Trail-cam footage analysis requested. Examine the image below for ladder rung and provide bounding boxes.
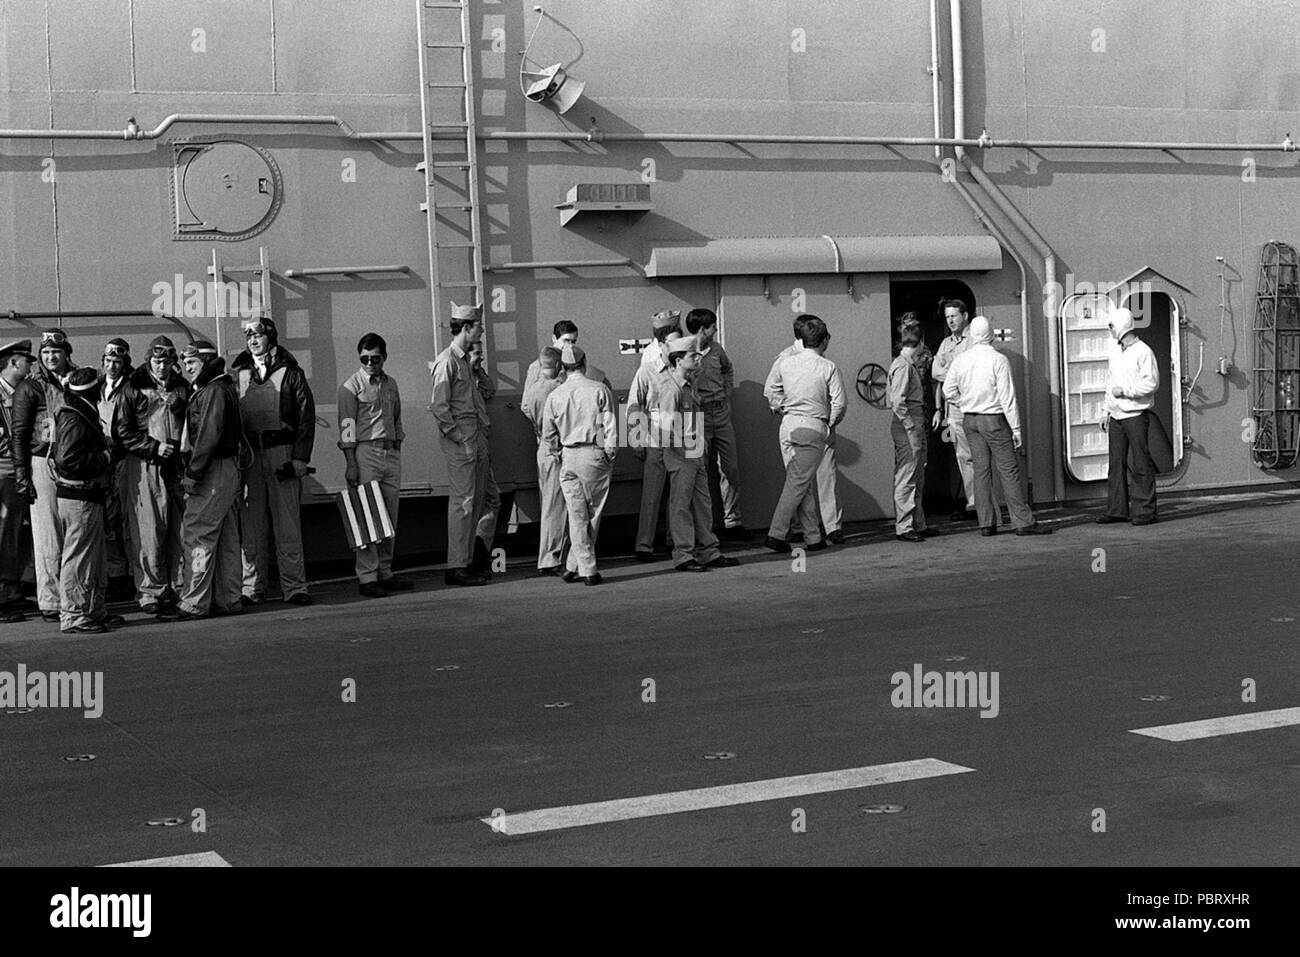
[430,161,472,169]
[425,41,468,49]
[435,281,481,287]
[426,82,468,89]
[435,241,478,249]
[423,1,466,7]
[428,122,471,129]
[434,203,477,210]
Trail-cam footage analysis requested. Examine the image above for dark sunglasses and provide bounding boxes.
[359,355,385,365]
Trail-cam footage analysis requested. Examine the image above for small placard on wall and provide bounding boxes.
[619,337,652,355]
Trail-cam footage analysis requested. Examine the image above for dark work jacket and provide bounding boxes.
[52,393,111,503]
[127,364,190,476]
[11,362,77,494]
[99,367,156,465]
[229,346,316,462]
[184,358,243,483]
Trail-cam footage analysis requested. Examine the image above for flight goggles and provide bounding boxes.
[103,343,130,359]
[149,344,178,359]
[40,330,68,346]
[243,321,270,338]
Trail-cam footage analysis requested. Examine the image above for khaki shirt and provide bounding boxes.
[888,353,925,421]
[766,349,846,426]
[338,368,403,448]
[429,342,489,443]
[694,341,734,404]
[541,372,617,457]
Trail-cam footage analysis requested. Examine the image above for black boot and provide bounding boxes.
[471,537,493,579]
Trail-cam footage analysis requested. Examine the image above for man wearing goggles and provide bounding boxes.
[10,328,77,621]
[122,335,189,614]
[230,315,316,606]
[98,338,151,602]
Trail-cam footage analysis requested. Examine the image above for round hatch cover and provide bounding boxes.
[172,139,283,242]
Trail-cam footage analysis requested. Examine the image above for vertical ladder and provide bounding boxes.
[416,0,484,355]
[208,246,272,357]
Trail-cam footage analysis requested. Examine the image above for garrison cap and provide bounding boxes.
[450,300,483,322]
[651,309,681,331]
[0,338,35,361]
[666,335,699,357]
[560,343,585,366]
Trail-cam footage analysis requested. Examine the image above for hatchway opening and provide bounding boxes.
[1119,289,1182,472]
[889,279,977,513]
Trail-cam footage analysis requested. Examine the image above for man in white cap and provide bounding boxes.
[657,336,739,572]
[430,301,491,586]
[764,317,844,553]
[627,319,684,561]
[11,328,76,622]
[943,316,1051,537]
[522,346,567,575]
[888,321,936,543]
[163,339,245,620]
[122,335,188,614]
[1098,305,1160,525]
[51,367,125,633]
[231,315,315,606]
[764,315,844,544]
[542,343,617,585]
[0,338,36,622]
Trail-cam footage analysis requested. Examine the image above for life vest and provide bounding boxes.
[238,366,288,433]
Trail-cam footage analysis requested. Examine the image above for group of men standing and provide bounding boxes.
[0,316,321,632]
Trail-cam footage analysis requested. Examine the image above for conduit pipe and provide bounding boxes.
[2,310,197,341]
[3,115,1300,153]
[950,0,1066,503]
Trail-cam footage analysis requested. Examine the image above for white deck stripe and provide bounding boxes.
[100,851,231,867]
[481,758,975,835]
[373,480,395,537]
[1130,706,1300,741]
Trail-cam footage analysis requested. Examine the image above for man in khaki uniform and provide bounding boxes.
[164,340,245,620]
[522,346,566,575]
[627,314,682,561]
[339,332,410,598]
[657,336,739,573]
[685,308,750,541]
[931,299,978,521]
[467,339,502,578]
[764,316,844,544]
[542,344,617,585]
[231,316,316,606]
[764,317,846,553]
[888,322,936,543]
[429,301,490,587]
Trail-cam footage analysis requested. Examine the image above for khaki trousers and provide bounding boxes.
[635,447,671,552]
[440,428,490,569]
[123,456,184,605]
[57,496,107,631]
[180,457,243,616]
[664,448,721,567]
[702,401,743,528]
[891,413,928,534]
[536,442,568,568]
[354,442,401,583]
[31,457,64,613]
[559,446,612,577]
[816,431,842,534]
[240,444,307,601]
[768,415,826,545]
